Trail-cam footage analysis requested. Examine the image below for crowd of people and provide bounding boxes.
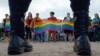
[23,11,74,42]
[1,12,100,43]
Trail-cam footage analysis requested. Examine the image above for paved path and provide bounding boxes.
[0,42,100,56]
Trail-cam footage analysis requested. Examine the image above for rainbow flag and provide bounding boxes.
[33,20,74,34]
[61,21,74,31]
[3,19,74,33]
[4,19,11,32]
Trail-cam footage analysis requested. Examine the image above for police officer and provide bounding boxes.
[8,0,91,55]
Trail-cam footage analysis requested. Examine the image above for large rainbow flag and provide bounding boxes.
[4,19,11,32]
[4,19,74,33]
[33,19,74,34]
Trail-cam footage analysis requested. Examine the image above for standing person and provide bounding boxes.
[64,12,73,21]
[63,12,73,42]
[8,0,32,55]
[2,14,10,43]
[48,11,57,41]
[92,13,100,41]
[25,12,33,41]
[30,13,44,42]
[70,0,91,55]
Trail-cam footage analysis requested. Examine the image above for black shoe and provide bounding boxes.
[8,35,25,55]
[73,34,91,55]
[8,36,33,55]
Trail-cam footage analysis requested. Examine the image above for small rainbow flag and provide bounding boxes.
[4,19,11,32]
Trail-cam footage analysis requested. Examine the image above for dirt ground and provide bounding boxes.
[0,42,100,56]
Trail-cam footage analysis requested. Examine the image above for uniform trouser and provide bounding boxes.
[9,0,31,39]
[70,0,90,39]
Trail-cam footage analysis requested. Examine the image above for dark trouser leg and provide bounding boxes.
[70,0,91,55]
[9,0,31,39]
[70,0,90,39]
[39,34,42,42]
[26,27,32,40]
[26,27,29,40]
[93,26,99,41]
[29,29,32,40]
[8,0,32,55]
[36,34,40,42]
[34,34,37,41]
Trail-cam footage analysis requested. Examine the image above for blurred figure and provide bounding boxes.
[25,12,33,41]
[92,13,100,41]
[30,13,44,42]
[48,11,57,41]
[2,14,10,43]
[64,12,73,21]
[63,12,73,42]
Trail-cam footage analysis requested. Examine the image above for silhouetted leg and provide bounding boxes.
[70,0,91,55]
[8,0,32,55]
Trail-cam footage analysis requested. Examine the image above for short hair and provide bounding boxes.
[5,14,9,16]
[28,12,33,18]
[50,11,55,15]
[67,12,70,15]
[36,13,39,15]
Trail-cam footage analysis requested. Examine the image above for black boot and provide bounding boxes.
[73,34,91,55]
[8,35,25,55]
[8,35,33,55]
